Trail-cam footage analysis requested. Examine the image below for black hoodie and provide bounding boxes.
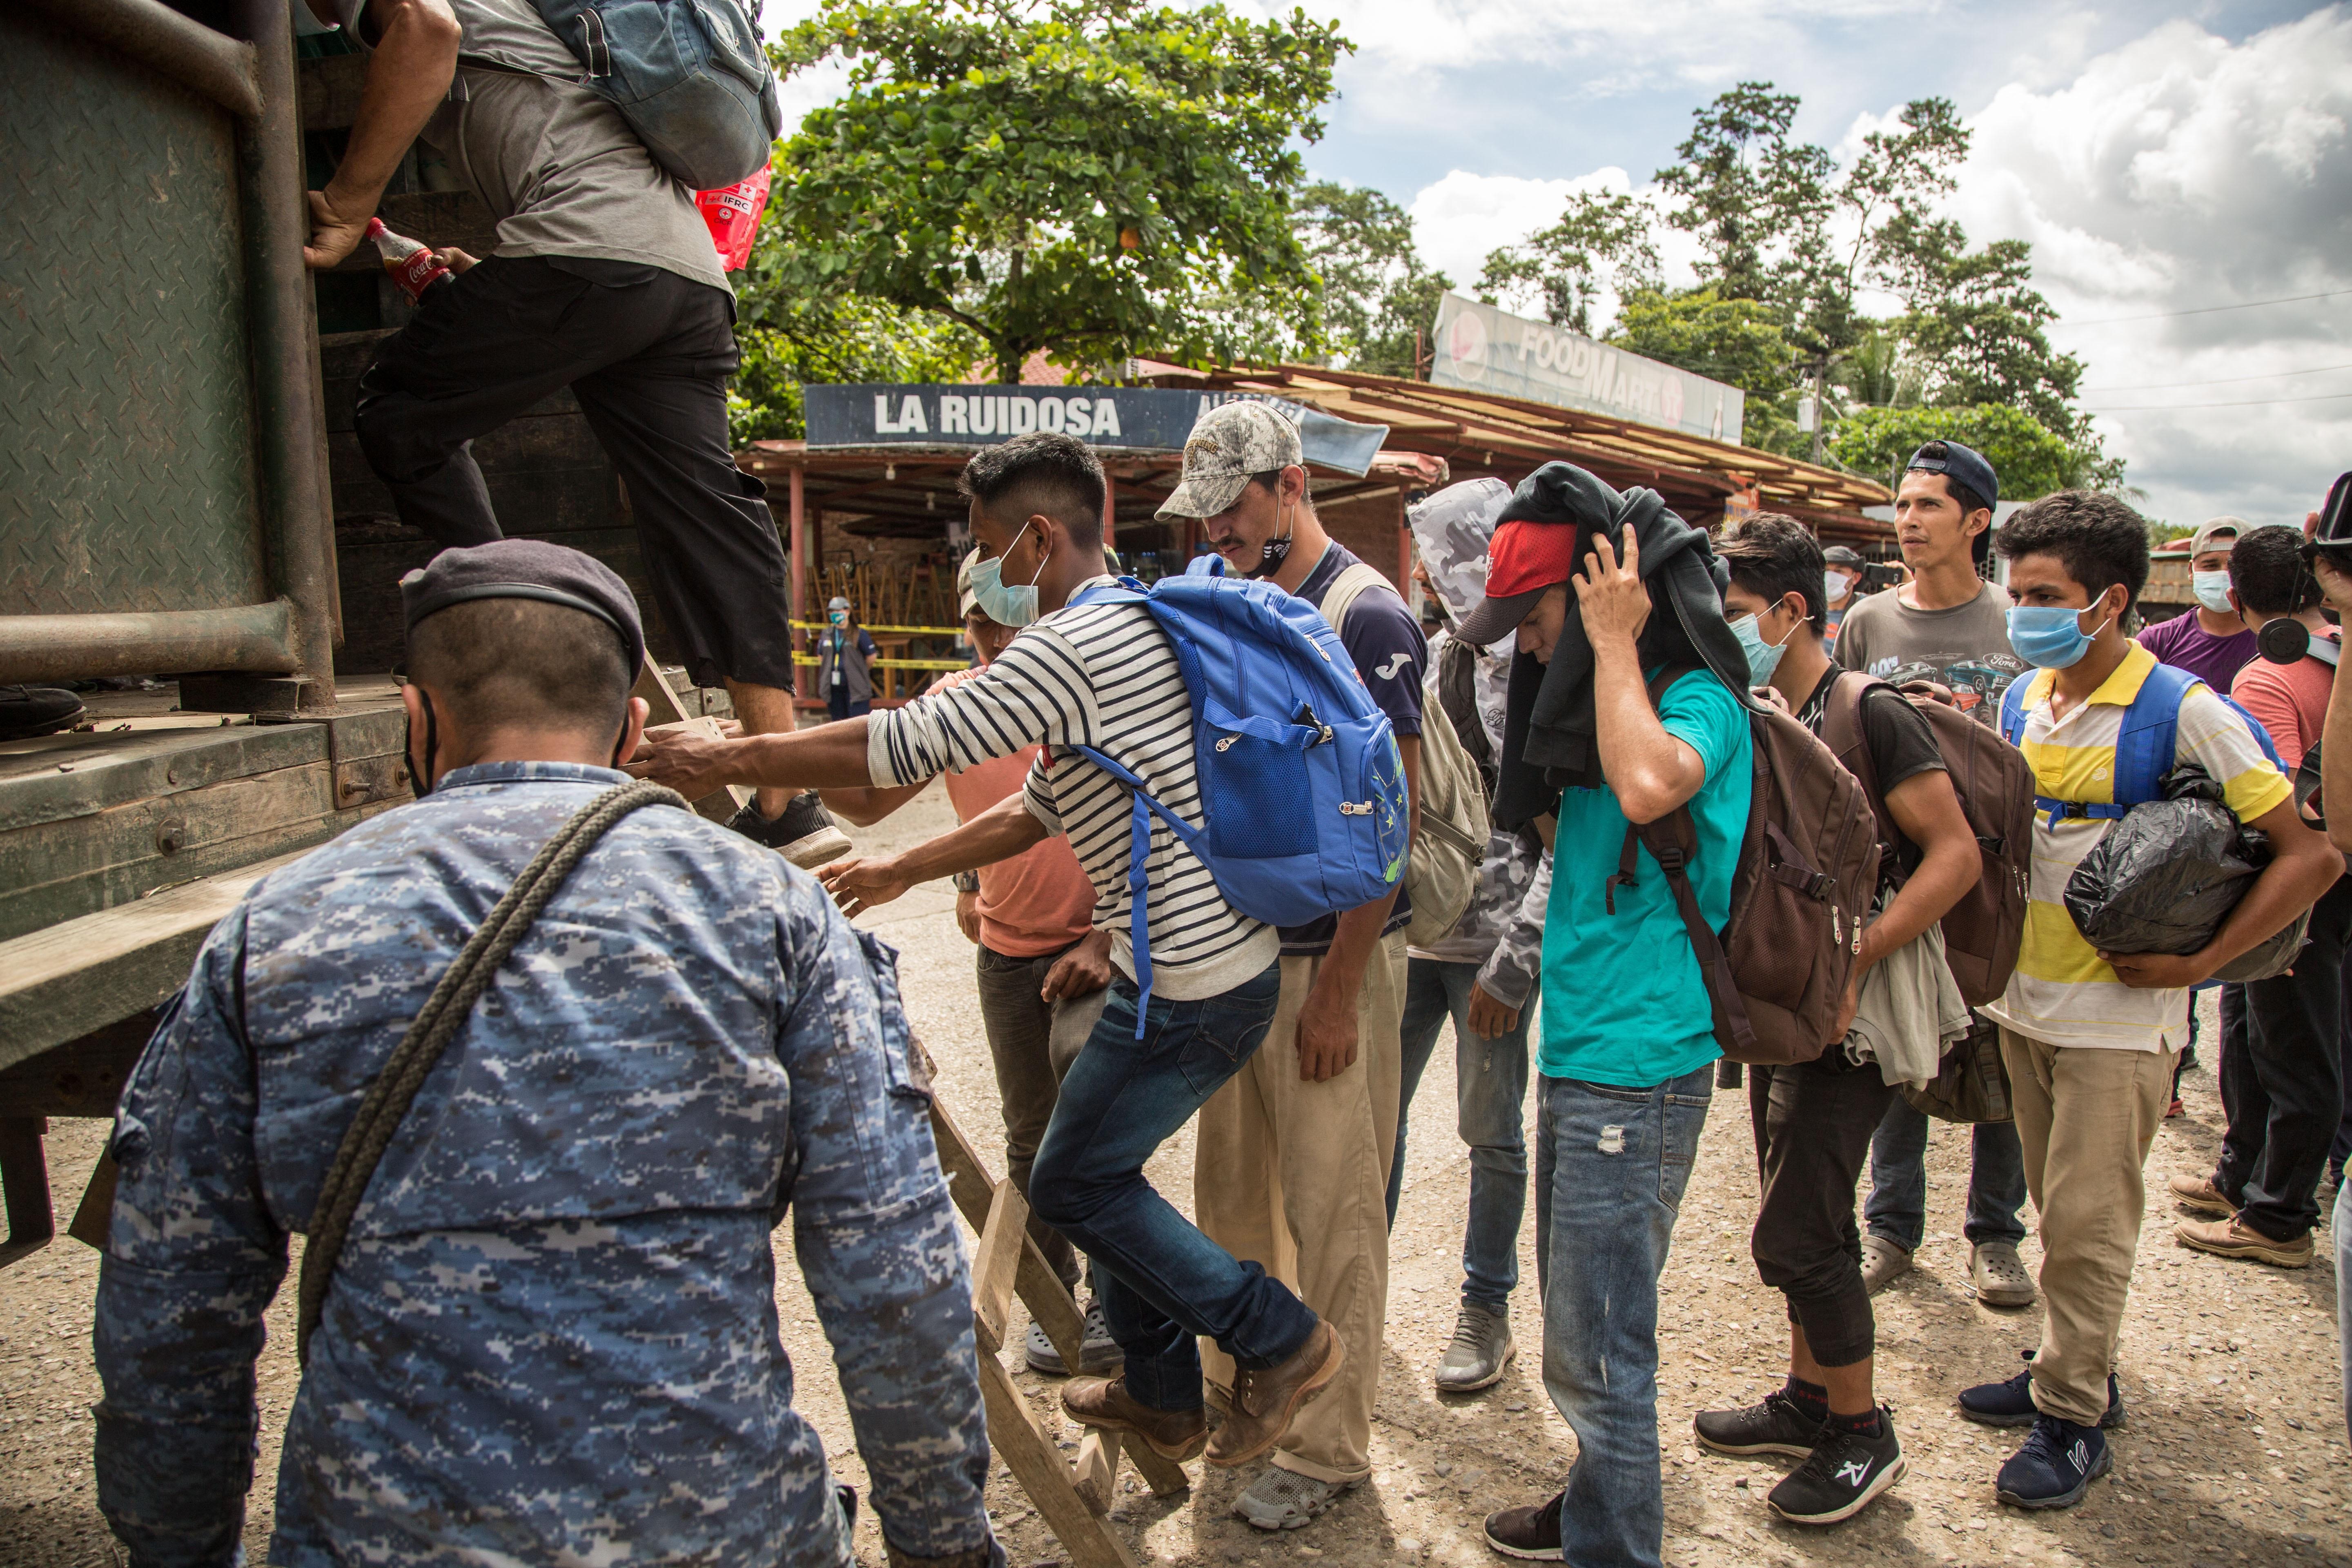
[1491,463,1756,830]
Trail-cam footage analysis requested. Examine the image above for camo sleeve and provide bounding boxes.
[92,905,290,1568]
[1475,843,1552,1013]
[775,879,997,1563]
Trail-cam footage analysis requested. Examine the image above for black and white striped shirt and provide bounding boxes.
[867,580,1278,1000]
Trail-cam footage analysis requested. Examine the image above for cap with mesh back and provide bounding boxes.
[1157,401,1303,520]
[2189,517,2247,558]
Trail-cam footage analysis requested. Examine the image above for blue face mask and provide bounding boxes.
[1729,611,1795,683]
[968,521,1045,628]
[2007,602,2115,669]
[2192,570,2234,615]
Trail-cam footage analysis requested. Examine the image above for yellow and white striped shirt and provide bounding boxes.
[1980,641,2292,1052]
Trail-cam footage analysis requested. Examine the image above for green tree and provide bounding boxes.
[1829,403,2119,500]
[1873,213,2087,436]
[1476,190,1659,334]
[767,0,1347,383]
[727,278,984,445]
[1651,82,1832,303]
[1610,286,1802,450]
[1292,179,1451,375]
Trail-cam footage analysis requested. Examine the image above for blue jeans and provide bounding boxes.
[1392,958,1532,1312]
[1030,963,1319,1412]
[1535,1067,1712,1568]
[1864,1096,2028,1252]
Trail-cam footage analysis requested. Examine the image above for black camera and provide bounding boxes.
[2299,470,2352,568]
[1860,562,1904,595]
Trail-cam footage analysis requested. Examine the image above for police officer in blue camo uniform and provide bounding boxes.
[91,540,996,1568]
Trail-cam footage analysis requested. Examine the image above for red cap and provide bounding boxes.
[1452,519,1588,645]
[1483,519,1583,599]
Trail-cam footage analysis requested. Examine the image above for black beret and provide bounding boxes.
[399,539,644,674]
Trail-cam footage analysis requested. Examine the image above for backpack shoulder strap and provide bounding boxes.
[1998,672,2033,746]
[2114,659,2196,807]
[295,779,687,1366]
[1821,670,1900,864]
[1320,561,1398,639]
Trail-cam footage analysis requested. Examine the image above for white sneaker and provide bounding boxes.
[1434,1302,1516,1392]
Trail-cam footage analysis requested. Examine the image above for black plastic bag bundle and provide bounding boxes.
[2062,766,2307,982]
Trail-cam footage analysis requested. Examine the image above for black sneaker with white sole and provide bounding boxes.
[0,685,85,740]
[726,791,852,869]
[1957,1350,2124,1429]
[1481,1490,1562,1560]
[1767,1409,1905,1525]
[1694,1390,1824,1458]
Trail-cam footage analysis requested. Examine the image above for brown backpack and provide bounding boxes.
[1821,673,2033,1007]
[1610,668,1880,1067]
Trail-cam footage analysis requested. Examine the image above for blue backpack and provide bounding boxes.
[1065,568,1409,1028]
[1998,659,2284,826]
[523,0,782,190]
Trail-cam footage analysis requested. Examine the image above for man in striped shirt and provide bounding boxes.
[1962,492,2339,1511]
[630,432,1347,1472]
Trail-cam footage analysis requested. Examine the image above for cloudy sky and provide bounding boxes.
[766,2,2352,529]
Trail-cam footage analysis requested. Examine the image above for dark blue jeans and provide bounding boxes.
[1864,1095,2029,1252]
[1029,963,1318,1412]
[1535,1066,1713,1568]
[1392,958,1532,1312]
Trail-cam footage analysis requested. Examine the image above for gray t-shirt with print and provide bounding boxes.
[330,0,728,292]
[1831,579,2028,728]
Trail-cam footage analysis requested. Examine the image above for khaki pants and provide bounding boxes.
[1196,931,1406,1484]
[1999,1026,2177,1426]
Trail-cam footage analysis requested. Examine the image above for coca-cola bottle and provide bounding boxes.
[367,216,452,302]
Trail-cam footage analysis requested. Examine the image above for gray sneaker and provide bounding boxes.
[1024,1297,1122,1376]
[1860,1236,1913,1295]
[1970,1241,2036,1307]
[1434,1302,1516,1392]
[1233,1466,1362,1530]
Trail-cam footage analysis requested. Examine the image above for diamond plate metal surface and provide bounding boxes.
[0,10,268,617]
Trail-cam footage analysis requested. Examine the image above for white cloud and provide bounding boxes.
[1404,168,1629,287]
[1944,8,2352,523]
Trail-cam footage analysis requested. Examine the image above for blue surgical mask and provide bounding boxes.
[2192,570,2234,615]
[2007,603,2114,670]
[968,521,1046,628]
[1729,612,1795,683]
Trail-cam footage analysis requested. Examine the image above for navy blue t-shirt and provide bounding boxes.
[1279,542,1426,956]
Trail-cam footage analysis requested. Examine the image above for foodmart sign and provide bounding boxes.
[1428,292,1746,445]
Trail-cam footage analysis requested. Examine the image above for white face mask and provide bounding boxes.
[2192,570,2234,615]
[1825,569,1857,602]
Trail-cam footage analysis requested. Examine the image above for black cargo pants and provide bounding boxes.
[353,254,794,690]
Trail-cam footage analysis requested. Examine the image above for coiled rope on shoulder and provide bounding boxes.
[295,780,687,1365]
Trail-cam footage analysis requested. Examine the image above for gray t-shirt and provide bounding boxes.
[331,0,728,291]
[1831,579,2028,728]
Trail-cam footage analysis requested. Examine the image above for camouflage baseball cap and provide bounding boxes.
[1408,478,1512,627]
[1157,401,1303,520]
[956,551,981,618]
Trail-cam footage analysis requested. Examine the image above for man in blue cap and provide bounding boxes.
[1833,439,2038,1312]
[91,539,994,1568]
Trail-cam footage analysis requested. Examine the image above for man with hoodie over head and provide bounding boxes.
[1456,463,1754,1568]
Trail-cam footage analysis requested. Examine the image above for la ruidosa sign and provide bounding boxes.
[803,385,1390,477]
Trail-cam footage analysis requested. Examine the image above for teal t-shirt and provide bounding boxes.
[1538,668,1754,1087]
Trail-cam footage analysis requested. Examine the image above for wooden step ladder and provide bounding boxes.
[924,1070,1191,1568]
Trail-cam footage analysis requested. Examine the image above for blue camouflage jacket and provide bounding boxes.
[91,762,995,1567]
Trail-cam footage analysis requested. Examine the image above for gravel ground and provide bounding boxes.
[2,780,2345,1566]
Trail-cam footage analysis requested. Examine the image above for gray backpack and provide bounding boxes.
[526,0,782,189]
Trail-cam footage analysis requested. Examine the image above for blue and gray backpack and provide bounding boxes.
[1066,566,1409,1028]
[521,0,781,190]
[1998,659,2284,825]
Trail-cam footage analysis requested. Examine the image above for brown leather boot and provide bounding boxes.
[1206,1321,1345,1469]
[1060,1376,1208,1461]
